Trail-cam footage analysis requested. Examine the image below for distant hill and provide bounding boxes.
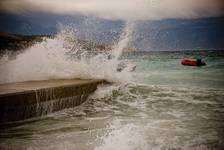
[0,32,135,56]
[0,32,22,40]
[0,32,47,52]
[0,12,224,51]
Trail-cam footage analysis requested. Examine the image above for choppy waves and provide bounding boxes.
[1,83,223,149]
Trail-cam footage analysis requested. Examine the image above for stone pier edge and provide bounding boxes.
[0,79,105,123]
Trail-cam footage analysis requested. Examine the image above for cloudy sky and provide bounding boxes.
[0,0,224,20]
[0,0,224,50]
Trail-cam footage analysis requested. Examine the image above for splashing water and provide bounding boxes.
[111,21,135,59]
[1,19,223,150]
[90,83,224,150]
[0,22,135,84]
[1,51,224,150]
[95,119,148,150]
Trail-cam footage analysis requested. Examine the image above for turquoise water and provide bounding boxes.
[0,50,224,150]
[131,50,224,88]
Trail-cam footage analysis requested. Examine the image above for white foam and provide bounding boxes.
[95,119,148,150]
[0,23,135,84]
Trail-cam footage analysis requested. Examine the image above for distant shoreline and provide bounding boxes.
[0,31,136,54]
[0,32,223,54]
[0,32,50,52]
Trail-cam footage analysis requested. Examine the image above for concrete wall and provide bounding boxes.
[0,79,104,123]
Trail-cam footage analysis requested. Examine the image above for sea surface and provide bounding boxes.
[1,50,224,150]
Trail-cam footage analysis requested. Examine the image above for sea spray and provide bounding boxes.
[89,82,224,150]
[95,119,148,150]
[1,50,224,149]
[111,21,135,60]
[0,22,136,84]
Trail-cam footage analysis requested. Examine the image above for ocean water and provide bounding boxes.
[131,50,224,88]
[0,24,224,150]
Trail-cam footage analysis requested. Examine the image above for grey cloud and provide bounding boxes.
[0,0,224,20]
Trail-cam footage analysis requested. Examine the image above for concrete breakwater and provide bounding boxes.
[0,79,104,123]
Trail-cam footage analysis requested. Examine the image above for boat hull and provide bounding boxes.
[181,60,206,66]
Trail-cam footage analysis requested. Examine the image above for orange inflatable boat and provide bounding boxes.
[181,59,206,66]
